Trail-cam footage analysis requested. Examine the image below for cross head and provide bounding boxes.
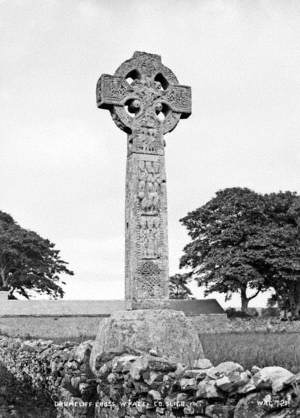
[97,51,191,155]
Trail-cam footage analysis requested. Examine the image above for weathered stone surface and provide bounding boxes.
[193,358,213,369]
[207,361,244,379]
[111,353,138,373]
[179,377,198,391]
[237,379,257,394]
[143,369,164,385]
[90,309,204,373]
[183,369,208,380]
[215,371,250,393]
[282,371,300,388]
[73,340,94,363]
[206,404,235,418]
[234,391,270,418]
[196,380,223,399]
[251,365,262,375]
[234,389,297,418]
[129,355,176,380]
[251,367,294,393]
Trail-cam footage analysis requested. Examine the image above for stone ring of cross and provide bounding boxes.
[97,51,191,136]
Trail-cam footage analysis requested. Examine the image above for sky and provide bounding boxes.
[1,0,300,308]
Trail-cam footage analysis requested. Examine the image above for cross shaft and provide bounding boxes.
[97,51,191,302]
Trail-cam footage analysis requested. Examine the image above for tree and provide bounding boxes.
[169,273,193,299]
[179,188,300,314]
[0,210,73,299]
[263,193,300,317]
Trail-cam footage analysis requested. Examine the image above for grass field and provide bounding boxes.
[51,331,300,374]
[201,332,300,373]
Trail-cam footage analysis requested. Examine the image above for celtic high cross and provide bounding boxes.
[97,51,191,302]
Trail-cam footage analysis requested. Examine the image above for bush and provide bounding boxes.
[226,308,252,318]
[261,307,280,318]
[247,308,259,317]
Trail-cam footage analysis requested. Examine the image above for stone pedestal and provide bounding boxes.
[90,309,204,374]
[126,298,225,314]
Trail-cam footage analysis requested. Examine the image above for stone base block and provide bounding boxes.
[90,309,204,374]
[126,298,224,315]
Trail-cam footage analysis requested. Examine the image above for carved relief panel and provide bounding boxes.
[139,216,160,259]
[137,160,161,215]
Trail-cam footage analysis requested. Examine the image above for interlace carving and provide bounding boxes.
[97,51,191,155]
[137,261,161,276]
[136,261,162,298]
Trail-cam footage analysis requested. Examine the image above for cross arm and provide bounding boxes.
[96,74,133,110]
[163,85,191,119]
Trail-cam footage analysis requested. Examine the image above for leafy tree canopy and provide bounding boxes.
[169,273,193,300]
[0,210,73,299]
[179,188,300,313]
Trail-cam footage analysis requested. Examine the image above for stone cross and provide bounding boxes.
[97,51,191,302]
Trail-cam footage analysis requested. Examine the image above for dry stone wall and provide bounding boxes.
[191,316,300,334]
[228,318,300,333]
[0,335,299,417]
